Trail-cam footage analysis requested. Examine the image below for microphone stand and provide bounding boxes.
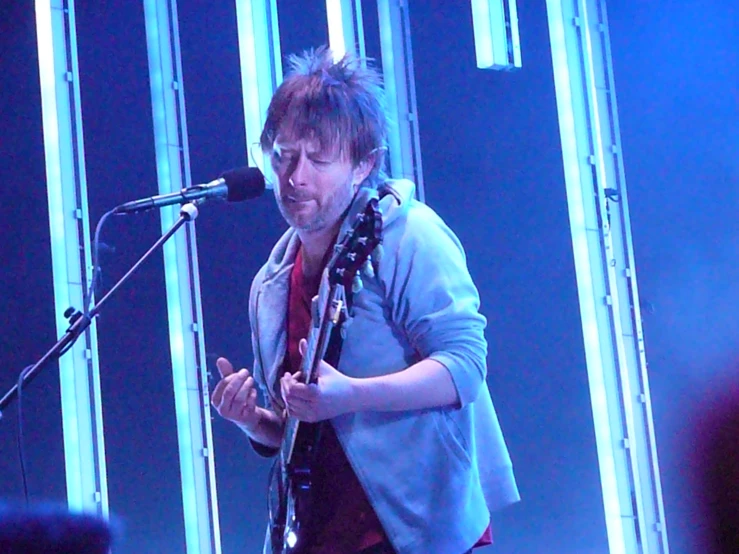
[0,203,199,420]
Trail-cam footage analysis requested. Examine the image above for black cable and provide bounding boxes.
[16,364,34,506]
[14,209,117,506]
[83,209,119,316]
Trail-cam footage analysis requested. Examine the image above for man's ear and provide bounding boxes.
[352,153,376,186]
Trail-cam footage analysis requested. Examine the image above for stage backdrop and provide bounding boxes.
[0,1,736,553]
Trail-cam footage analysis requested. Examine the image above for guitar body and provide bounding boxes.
[269,198,382,554]
[278,422,321,554]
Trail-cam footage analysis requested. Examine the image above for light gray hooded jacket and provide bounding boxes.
[249,180,519,554]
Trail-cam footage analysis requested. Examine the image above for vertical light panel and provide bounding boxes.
[35,0,109,516]
[546,1,670,553]
[326,0,366,61]
[471,0,522,70]
[144,1,222,553]
[547,5,625,549]
[235,0,282,186]
[376,0,425,201]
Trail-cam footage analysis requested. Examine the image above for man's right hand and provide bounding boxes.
[211,357,260,432]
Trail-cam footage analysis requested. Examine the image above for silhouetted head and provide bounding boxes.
[0,504,113,554]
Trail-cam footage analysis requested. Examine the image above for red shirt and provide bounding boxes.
[285,247,492,552]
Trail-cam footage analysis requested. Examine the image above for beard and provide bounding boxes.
[275,173,357,234]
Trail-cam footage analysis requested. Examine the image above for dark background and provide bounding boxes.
[1,1,737,553]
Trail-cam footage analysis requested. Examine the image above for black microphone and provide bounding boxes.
[113,166,265,214]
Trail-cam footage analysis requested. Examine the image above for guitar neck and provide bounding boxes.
[281,284,347,466]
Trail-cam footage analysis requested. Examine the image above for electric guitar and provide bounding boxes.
[269,197,383,554]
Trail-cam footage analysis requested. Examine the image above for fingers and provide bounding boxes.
[211,379,229,408]
[280,372,291,406]
[243,387,257,415]
[280,371,317,404]
[281,376,309,418]
[284,397,318,422]
[210,358,264,430]
[231,374,255,412]
[219,369,251,413]
[216,357,234,378]
[211,366,252,413]
[298,339,307,357]
[279,368,322,423]
[281,372,300,400]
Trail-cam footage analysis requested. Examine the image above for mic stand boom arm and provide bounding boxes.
[0,203,199,420]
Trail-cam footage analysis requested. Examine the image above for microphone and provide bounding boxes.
[113,167,265,214]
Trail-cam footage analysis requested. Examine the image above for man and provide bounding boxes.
[211,47,519,554]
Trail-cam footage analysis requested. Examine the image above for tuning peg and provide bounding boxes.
[362,258,375,279]
[372,244,384,263]
[352,274,363,294]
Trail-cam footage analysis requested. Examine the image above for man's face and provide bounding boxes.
[270,135,359,235]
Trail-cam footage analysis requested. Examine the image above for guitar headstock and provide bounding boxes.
[328,198,383,289]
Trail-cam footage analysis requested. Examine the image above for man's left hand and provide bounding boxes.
[280,339,357,422]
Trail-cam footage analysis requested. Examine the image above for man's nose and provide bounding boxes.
[287,153,310,187]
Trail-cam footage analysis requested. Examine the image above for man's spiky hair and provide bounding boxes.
[260,46,388,186]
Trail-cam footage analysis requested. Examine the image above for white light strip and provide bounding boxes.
[236,0,282,187]
[236,0,261,145]
[326,0,366,62]
[471,0,522,70]
[145,1,223,551]
[35,1,66,278]
[143,1,200,551]
[376,0,402,179]
[376,0,425,200]
[326,0,347,59]
[507,0,522,67]
[546,1,626,552]
[36,0,109,515]
[578,0,651,544]
[471,0,496,69]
